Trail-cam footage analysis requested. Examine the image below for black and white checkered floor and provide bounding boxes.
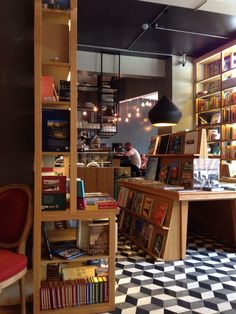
[106,233,236,314]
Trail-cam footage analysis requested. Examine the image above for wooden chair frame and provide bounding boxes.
[0,183,33,314]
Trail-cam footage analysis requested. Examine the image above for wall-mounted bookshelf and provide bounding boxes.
[194,40,236,177]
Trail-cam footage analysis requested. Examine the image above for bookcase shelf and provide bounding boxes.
[194,39,236,177]
[34,1,115,313]
[118,179,179,260]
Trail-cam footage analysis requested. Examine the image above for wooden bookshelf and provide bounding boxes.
[34,1,115,313]
[194,39,236,176]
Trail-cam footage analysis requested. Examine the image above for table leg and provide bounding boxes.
[180,200,189,259]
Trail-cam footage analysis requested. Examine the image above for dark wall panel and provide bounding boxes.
[0,0,34,186]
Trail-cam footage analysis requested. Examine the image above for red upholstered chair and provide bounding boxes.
[0,184,33,314]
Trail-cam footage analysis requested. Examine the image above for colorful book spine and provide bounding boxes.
[77,178,86,209]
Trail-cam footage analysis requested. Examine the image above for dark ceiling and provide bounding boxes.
[78,0,236,59]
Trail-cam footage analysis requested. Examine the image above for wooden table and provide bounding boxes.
[118,178,236,260]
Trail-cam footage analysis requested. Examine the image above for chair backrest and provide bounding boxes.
[0,183,33,254]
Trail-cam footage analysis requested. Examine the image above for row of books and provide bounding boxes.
[40,276,108,311]
[41,174,86,211]
[148,130,199,156]
[145,158,220,189]
[120,211,166,257]
[196,95,221,112]
[222,106,236,123]
[222,125,236,141]
[118,187,169,225]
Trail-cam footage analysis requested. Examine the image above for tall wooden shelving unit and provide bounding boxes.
[34,1,116,313]
[194,39,236,176]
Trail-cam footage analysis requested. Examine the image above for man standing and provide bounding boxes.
[124,142,141,176]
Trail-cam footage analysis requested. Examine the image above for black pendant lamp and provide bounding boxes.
[148,95,182,127]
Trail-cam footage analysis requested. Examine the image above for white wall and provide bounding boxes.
[172,55,194,132]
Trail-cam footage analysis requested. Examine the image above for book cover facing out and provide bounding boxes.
[152,231,164,257]
[131,191,144,214]
[193,158,220,189]
[42,193,66,211]
[180,160,194,188]
[167,161,181,185]
[145,157,159,181]
[42,176,66,193]
[152,201,168,226]
[89,223,109,255]
[42,109,70,152]
[131,217,145,242]
[141,196,153,218]
[168,133,184,154]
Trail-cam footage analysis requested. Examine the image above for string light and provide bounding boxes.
[82,111,87,116]
[93,106,98,112]
[125,117,129,122]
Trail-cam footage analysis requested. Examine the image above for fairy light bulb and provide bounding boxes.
[141,102,145,107]
[136,107,140,112]
[128,113,131,118]
[125,117,129,122]
[82,111,87,116]
[118,117,122,121]
[136,112,140,117]
[93,106,98,112]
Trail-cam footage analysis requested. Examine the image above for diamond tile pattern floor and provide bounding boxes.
[107,233,236,314]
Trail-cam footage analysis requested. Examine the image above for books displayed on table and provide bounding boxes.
[131,191,144,214]
[141,196,153,218]
[151,231,165,257]
[151,201,168,226]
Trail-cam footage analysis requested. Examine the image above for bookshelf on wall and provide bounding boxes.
[194,39,236,177]
[34,1,116,313]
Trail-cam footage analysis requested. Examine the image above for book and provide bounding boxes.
[131,191,144,213]
[168,133,184,154]
[42,193,67,211]
[126,189,134,209]
[158,163,169,183]
[42,222,53,260]
[148,136,159,155]
[131,217,145,242]
[145,157,159,181]
[202,186,224,191]
[50,242,85,260]
[89,223,109,255]
[121,212,133,235]
[167,161,181,185]
[193,158,220,189]
[141,221,153,247]
[152,232,164,257]
[180,160,194,188]
[42,175,66,193]
[61,266,97,280]
[141,196,153,218]
[184,130,199,154]
[96,200,118,209]
[42,76,54,102]
[42,109,70,152]
[156,134,170,154]
[152,201,168,225]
